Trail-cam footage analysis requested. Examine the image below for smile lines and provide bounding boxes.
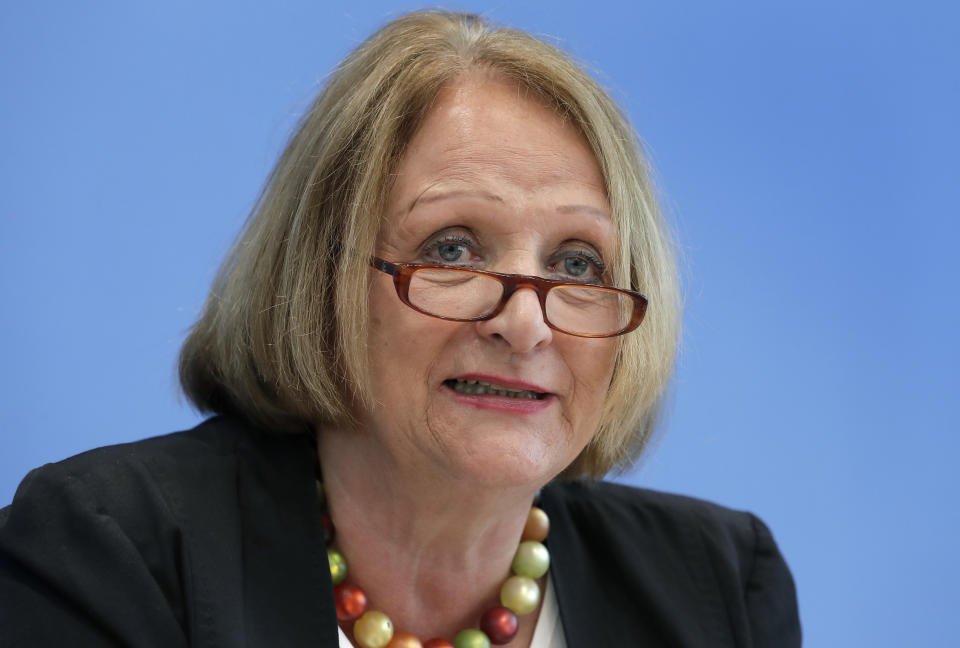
[445,379,546,400]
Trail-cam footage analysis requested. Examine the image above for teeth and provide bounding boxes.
[448,379,543,399]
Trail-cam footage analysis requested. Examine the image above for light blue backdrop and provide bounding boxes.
[2,1,957,645]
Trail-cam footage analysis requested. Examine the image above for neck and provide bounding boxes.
[316,423,545,642]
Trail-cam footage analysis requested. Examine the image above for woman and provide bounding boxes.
[0,10,800,648]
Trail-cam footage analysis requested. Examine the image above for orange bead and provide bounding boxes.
[334,582,367,621]
[386,632,423,648]
[422,640,454,648]
[521,506,549,542]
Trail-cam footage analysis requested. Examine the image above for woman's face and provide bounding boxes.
[363,74,619,487]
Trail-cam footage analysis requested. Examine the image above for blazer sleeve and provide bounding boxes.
[743,513,802,648]
[0,456,189,648]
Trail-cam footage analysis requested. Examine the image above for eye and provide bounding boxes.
[438,242,465,263]
[550,248,605,283]
[420,231,479,266]
[564,256,589,277]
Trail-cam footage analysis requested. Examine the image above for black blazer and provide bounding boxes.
[0,417,800,647]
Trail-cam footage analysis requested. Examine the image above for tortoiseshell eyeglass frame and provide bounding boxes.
[369,256,648,338]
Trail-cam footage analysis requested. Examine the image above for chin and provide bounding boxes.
[441,434,575,489]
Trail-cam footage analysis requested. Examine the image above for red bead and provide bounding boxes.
[479,606,519,645]
[322,513,335,545]
[334,582,367,621]
[422,639,455,648]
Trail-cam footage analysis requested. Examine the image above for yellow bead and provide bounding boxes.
[500,575,541,615]
[354,610,395,648]
[511,540,550,579]
[328,548,348,585]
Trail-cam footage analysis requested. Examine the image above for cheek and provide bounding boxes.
[367,284,421,398]
[567,340,618,422]
[366,281,450,403]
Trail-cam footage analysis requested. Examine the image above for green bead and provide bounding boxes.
[511,540,550,579]
[452,628,491,648]
[500,575,541,615]
[328,548,348,585]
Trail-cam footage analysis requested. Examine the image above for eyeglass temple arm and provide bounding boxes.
[370,257,398,276]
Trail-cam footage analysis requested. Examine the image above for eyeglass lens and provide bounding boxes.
[407,268,634,336]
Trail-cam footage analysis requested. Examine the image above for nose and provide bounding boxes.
[476,285,553,353]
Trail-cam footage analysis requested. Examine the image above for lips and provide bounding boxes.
[443,374,552,399]
[444,378,546,400]
[442,374,554,413]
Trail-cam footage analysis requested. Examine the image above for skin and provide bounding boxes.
[317,72,619,646]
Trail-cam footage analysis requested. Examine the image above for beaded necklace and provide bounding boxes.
[318,482,551,648]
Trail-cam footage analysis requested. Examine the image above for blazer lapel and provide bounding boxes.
[237,430,340,647]
[540,482,725,647]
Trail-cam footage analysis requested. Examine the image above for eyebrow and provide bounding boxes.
[411,190,610,220]
[411,188,505,210]
[556,204,611,220]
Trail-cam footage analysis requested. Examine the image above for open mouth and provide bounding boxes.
[444,378,547,400]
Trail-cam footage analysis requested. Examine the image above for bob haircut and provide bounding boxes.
[179,9,680,478]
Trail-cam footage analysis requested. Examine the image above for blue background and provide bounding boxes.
[2,2,957,645]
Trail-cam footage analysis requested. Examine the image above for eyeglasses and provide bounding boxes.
[370,257,647,338]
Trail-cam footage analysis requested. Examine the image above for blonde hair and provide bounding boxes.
[179,10,680,478]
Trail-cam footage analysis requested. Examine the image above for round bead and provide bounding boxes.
[327,548,348,585]
[334,582,367,621]
[511,541,550,579]
[479,606,519,645]
[422,640,455,648]
[354,610,394,648]
[521,507,549,542]
[386,631,423,648]
[321,513,335,545]
[500,575,541,615]
[452,628,491,648]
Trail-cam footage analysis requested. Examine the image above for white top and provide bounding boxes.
[529,573,567,648]
[337,574,567,648]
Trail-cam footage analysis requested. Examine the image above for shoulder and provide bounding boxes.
[545,478,754,526]
[544,479,762,562]
[1,414,255,551]
[0,415,272,588]
[9,416,249,498]
[0,417,263,647]
[1,417,325,647]
[3,416,289,521]
[542,480,801,647]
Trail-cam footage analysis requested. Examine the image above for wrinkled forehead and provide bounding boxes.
[384,74,610,227]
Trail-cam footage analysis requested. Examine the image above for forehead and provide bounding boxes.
[387,74,610,220]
